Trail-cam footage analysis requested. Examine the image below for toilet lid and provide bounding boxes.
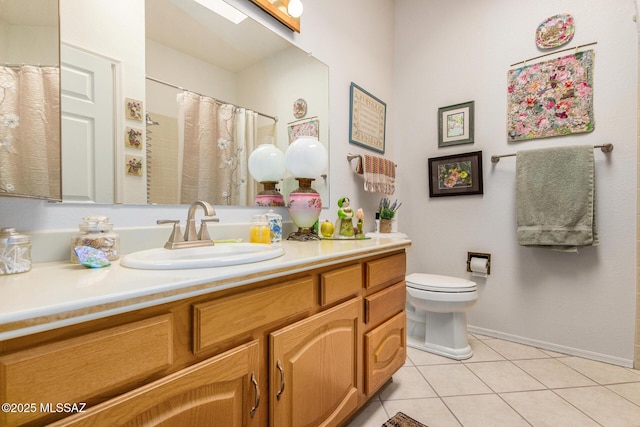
[406,273,476,292]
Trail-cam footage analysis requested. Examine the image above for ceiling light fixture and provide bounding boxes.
[287,0,303,18]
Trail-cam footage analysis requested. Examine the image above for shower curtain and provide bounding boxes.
[179,91,257,205]
[0,65,60,199]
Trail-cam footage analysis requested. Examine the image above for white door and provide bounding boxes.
[61,44,115,203]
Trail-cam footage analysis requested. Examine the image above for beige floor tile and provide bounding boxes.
[379,366,437,401]
[540,348,571,358]
[514,358,597,389]
[383,398,462,427]
[500,390,600,427]
[559,357,640,384]
[418,364,492,397]
[464,339,506,363]
[407,346,461,366]
[607,382,640,405]
[443,394,530,427]
[466,361,546,393]
[483,338,550,360]
[555,386,640,427]
[345,398,389,427]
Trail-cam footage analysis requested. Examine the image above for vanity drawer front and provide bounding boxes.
[364,311,406,395]
[193,277,314,353]
[365,252,406,289]
[0,314,173,427]
[365,280,406,326]
[320,264,362,306]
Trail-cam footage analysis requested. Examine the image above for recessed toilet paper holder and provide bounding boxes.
[467,252,491,275]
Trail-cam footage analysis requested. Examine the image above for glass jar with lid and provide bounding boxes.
[249,214,271,244]
[0,227,32,275]
[71,216,120,263]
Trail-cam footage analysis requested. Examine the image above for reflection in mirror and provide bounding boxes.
[58,0,329,206]
[0,0,61,201]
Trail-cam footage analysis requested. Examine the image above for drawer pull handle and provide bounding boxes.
[276,359,285,400]
[250,372,260,418]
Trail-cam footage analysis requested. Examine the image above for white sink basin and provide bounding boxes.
[120,243,284,270]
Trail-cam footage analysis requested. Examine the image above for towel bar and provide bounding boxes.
[491,143,613,163]
[347,154,398,168]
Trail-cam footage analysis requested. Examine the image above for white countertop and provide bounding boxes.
[0,238,411,340]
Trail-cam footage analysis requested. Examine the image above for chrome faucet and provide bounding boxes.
[157,200,219,249]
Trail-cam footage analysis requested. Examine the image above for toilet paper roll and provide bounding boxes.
[470,257,488,278]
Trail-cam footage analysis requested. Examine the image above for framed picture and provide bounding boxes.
[428,151,483,197]
[438,101,474,147]
[287,117,319,144]
[349,83,386,154]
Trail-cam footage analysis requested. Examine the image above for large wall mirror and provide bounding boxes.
[0,0,61,201]
[58,0,329,206]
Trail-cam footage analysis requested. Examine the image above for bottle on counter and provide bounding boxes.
[249,214,271,244]
[0,227,32,275]
[265,209,282,242]
[71,216,120,263]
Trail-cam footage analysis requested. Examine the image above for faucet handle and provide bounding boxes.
[198,218,220,241]
[157,220,184,247]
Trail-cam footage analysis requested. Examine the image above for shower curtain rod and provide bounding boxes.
[2,63,58,68]
[146,76,278,123]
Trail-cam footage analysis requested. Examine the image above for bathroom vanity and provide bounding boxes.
[0,238,410,426]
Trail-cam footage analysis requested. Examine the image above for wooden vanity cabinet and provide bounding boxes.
[0,249,407,427]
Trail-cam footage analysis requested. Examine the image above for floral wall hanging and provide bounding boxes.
[507,49,594,141]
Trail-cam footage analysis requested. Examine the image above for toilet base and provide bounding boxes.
[406,310,473,361]
[407,336,473,360]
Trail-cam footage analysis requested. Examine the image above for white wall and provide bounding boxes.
[394,0,638,365]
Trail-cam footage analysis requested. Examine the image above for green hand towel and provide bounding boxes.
[516,145,598,252]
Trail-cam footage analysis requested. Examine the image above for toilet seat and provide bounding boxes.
[406,273,476,293]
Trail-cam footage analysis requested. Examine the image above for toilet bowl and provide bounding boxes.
[405,273,478,360]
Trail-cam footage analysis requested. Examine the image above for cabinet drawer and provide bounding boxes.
[365,252,406,289]
[193,277,314,353]
[320,264,362,306]
[364,311,406,395]
[0,314,173,427]
[365,280,405,326]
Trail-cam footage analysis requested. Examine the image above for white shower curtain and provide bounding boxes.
[178,91,257,205]
[0,66,60,199]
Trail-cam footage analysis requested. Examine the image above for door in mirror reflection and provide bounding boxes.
[61,45,115,203]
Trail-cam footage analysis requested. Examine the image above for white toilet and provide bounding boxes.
[405,273,478,360]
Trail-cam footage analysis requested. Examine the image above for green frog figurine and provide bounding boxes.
[334,197,355,238]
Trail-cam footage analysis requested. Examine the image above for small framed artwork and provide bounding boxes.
[349,82,386,154]
[428,151,483,197]
[438,101,474,147]
[126,127,143,149]
[126,155,143,176]
[125,98,143,121]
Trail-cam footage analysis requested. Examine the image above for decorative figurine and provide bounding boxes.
[355,208,365,238]
[334,197,355,238]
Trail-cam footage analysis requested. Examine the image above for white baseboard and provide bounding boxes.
[468,325,635,369]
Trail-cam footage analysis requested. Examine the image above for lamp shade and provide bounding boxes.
[248,144,286,182]
[285,136,327,178]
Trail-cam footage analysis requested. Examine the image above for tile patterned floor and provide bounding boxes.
[347,334,640,427]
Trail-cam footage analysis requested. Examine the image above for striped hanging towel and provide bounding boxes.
[356,154,396,195]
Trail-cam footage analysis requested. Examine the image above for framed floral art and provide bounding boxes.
[428,151,483,197]
[507,50,594,141]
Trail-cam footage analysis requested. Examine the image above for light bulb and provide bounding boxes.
[287,0,303,18]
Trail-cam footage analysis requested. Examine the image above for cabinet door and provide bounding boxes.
[364,311,406,395]
[53,340,261,427]
[270,298,360,427]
